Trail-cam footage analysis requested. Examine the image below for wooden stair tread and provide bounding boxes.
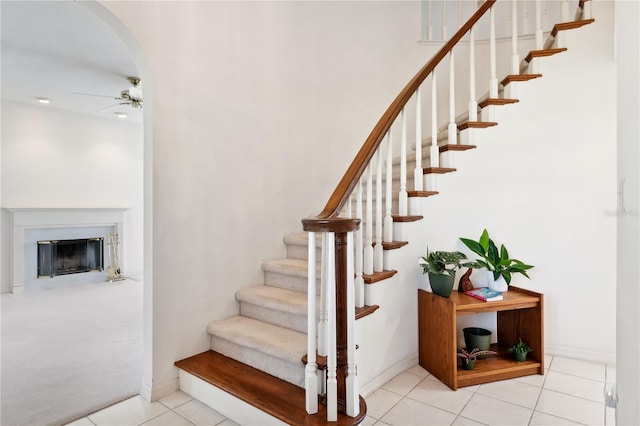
[363,270,397,284]
[458,122,497,130]
[423,167,456,175]
[551,19,595,37]
[392,215,424,222]
[478,98,519,108]
[175,350,367,425]
[408,190,439,198]
[356,304,380,319]
[524,48,567,63]
[440,144,476,153]
[382,241,409,250]
[501,74,542,86]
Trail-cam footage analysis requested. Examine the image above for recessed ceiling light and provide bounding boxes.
[36,97,51,104]
[114,112,127,118]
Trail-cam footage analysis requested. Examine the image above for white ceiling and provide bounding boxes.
[1,1,143,123]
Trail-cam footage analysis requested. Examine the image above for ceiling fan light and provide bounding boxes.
[114,112,127,118]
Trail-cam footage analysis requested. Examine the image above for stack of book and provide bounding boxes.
[465,287,503,302]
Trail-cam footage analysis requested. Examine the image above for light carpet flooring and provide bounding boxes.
[1,274,143,426]
[66,355,615,426]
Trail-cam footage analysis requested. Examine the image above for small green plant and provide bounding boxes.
[456,347,497,361]
[508,338,533,355]
[459,229,534,285]
[419,250,479,276]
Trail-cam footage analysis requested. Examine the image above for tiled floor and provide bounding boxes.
[66,355,615,426]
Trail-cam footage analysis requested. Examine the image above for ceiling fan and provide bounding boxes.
[72,76,143,111]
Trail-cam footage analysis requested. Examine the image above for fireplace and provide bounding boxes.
[37,238,104,278]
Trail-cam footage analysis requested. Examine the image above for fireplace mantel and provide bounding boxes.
[4,207,129,293]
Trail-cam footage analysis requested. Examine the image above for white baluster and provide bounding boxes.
[468,21,478,122]
[457,0,462,30]
[427,0,433,40]
[489,5,498,98]
[535,0,543,50]
[374,150,383,272]
[345,231,359,417]
[318,233,328,357]
[355,178,364,308]
[414,89,424,191]
[427,73,439,191]
[325,232,337,422]
[364,165,374,275]
[448,51,457,148]
[511,0,519,75]
[583,0,592,20]
[305,231,318,414]
[561,0,569,22]
[442,0,447,39]
[399,109,408,216]
[383,132,393,246]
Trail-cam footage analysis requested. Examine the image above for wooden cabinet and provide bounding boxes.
[418,286,544,390]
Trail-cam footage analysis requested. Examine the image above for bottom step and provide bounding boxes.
[175,350,367,425]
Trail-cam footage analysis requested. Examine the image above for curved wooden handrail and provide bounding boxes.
[304,0,496,231]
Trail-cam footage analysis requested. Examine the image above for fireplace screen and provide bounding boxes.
[37,238,104,278]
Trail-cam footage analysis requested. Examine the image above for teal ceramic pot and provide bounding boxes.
[428,273,455,297]
[461,358,475,370]
[514,351,528,362]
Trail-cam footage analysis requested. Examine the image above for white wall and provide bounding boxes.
[100,0,430,397]
[0,101,144,292]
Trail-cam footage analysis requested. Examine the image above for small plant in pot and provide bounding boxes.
[457,347,497,370]
[419,250,479,297]
[508,338,533,362]
[459,229,534,292]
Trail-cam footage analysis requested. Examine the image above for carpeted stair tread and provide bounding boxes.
[262,258,316,277]
[283,232,322,248]
[236,285,315,315]
[208,316,306,365]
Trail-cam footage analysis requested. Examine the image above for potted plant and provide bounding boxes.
[419,250,478,297]
[457,347,497,370]
[459,229,534,291]
[508,338,533,362]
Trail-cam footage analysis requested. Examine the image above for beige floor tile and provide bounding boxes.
[382,372,424,396]
[217,419,239,426]
[365,388,404,420]
[529,411,581,425]
[361,416,378,426]
[460,393,532,425]
[513,372,546,387]
[536,389,605,425]
[87,396,169,426]
[159,391,193,409]
[406,377,474,414]
[141,410,193,426]
[380,397,457,426]
[544,370,605,403]
[173,399,226,426]
[64,417,95,426]
[549,356,606,382]
[451,416,485,425]
[373,421,392,426]
[477,379,542,408]
[405,365,429,378]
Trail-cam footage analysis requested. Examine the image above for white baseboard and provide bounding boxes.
[178,370,287,426]
[140,377,179,402]
[360,353,418,397]
[546,344,616,366]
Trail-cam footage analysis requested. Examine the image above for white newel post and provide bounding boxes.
[325,232,337,422]
[355,178,365,308]
[305,231,318,414]
[364,165,374,276]
[398,109,408,216]
[414,89,424,191]
[383,132,393,248]
[511,0,519,75]
[345,232,359,417]
[374,150,383,272]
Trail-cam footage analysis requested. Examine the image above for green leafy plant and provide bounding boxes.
[459,229,534,285]
[508,338,533,354]
[419,250,479,277]
[456,347,497,361]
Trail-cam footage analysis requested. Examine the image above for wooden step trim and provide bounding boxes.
[501,74,542,87]
[524,48,567,63]
[382,241,408,250]
[175,351,367,425]
[458,121,497,130]
[363,270,397,284]
[356,304,380,319]
[439,144,476,153]
[408,190,439,198]
[478,98,519,108]
[423,167,456,175]
[392,215,424,222]
[551,19,595,37]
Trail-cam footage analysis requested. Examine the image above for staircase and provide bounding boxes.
[176,1,595,424]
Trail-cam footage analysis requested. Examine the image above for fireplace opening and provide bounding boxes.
[37,238,104,278]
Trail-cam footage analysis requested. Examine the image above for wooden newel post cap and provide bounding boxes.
[302,217,360,233]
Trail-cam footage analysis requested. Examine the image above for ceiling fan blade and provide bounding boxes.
[71,91,116,99]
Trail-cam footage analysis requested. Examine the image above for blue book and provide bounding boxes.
[465,287,503,302]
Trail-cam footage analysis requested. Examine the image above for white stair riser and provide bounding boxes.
[240,302,307,334]
[264,271,320,294]
[286,244,321,261]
